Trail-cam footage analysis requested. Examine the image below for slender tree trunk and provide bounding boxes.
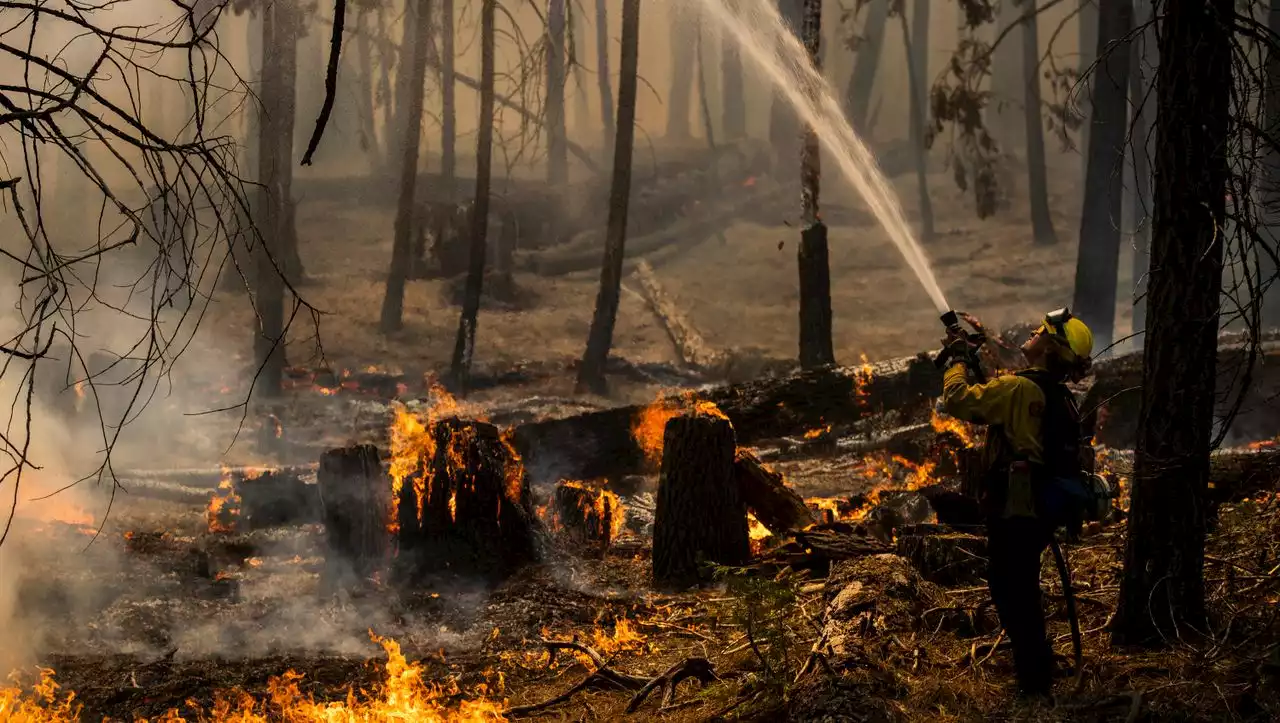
[448,0,496,393]
[1072,0,1132,351]
[389,0,416,171]
[595,0,615,159]
[254,0,285,397]
[277,3,303,285]
[898,6,933,244]
[378,0,432,333]
[1112,0,1231,648]
[843,0,888,133]
[666,4,695,140]
[1129,0,1156,339]
[355,9,384,173]
[721,1,746,140]
[991,0,1023,148]
[547,0,569,186]
[798,0,833,369]
[441,0,456,188]
[1021,0,1057,245]
[569,0,592,134]
[1078,0,1099,169]
[375,6,396,175]
[1261,0,1280,328]
[577,0,641,395]
[908,0,930,149]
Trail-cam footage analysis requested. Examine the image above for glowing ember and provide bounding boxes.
[853,354,874,406]
[448,491,458,522]
[589,616,647,656]
[803,424,831,440]
[387,383,478,531]
[929,409,976,447]
[558,480,626,540]
[1,633,506,720]
[748,512,772,555]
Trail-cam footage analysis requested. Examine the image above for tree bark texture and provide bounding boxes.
[734,449,817,534]
[595,0,616,159]
[441,0,457,186]
[547,0,569,186]
[1072,0,1133,350]
[666,3,695,140]
[1113,0,1232,647]
[1128,0,1157,337]
[448,0,496,393]
[253,0,286,397]
[1021,0,1057,245]
[844,0,888,133]
[379,0,432,333]
[1260,0,1280,329]
[318,444,389,585]
[898,5,934,243]
[652,412,750,588]
[798,0,834,369]
[394,419,540,583]
[577,0,641,395]
[721,0,746,140]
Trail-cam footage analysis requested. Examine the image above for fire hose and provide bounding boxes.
[934,310,1085,678]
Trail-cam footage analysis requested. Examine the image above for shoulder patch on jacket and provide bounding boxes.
[1028,400,1045,418]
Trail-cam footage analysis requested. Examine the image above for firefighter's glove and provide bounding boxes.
[938,335,977,368]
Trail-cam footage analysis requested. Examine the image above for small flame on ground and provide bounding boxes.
[748,512,772,556]
[206,467,241,534]
[803,424,831,440]
[930,409,976,447]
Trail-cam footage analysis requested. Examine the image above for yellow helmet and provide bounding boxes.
[1039,308,1093,361]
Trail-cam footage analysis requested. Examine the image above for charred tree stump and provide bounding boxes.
[318,444,390,585]
[733,450,816,534]
[237,470,320,529]
[652,411,750,588]
[395,418,540,583]
[553,480,624,547]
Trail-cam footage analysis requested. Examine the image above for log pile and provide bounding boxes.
[393,418,542,584]
[652,408,751,588]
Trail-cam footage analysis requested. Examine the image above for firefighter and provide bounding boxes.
[937,308,1094,699]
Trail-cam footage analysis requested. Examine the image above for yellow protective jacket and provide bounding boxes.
[940,362,1047,466]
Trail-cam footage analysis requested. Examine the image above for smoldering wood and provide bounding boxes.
[236,470,321,529]
[632,260,723,371]
[733,450,816,534]
[318,444,389,584]
[652,412,750,588]
[553,481,621,546]
[394,418,540,583]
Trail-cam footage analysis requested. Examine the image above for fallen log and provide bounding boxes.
[653,409,750,588]
[632,260,724,371]
[394,418,541,584]
[509,352,942,485]
[318,445,389,585]
[733,450,816,534]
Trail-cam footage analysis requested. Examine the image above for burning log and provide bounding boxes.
[394,418,540,583]
[652,408,751,588]
[632,260,724,372]
[733,450,816,534]
[553,480,625,546]
[318,444,390,584]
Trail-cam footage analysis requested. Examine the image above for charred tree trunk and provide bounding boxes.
[666,5,695,141]
[595,0,615,159]
[448,0,496,393]
[441,0,457,186]
[1112,0,1232,647]
[722,1,746,140]
[279,2,302,285]
[844,0,888,133]
[355,9,384,172]
[394,419,540,583]
[798,0,834,369]
[553,480,623,546]
[1129,0,1156,338]
[379,0,432,333]
[898,6,934,244]
[734,450,816,533]
[253,0,286,397]
[389,0,416,170]
[1078,0,1100,169]
[907,0,930,150]
[318,444,389,586]
[375,6,396,175]
[990,0,1023,148]
[1021,0,1057,245]
[653,411,750,588]
[1072,0,1132,351]
[569,0,592,134]
[577,0,640,395]
[547,0,569,186]
[1261,0,1280,329]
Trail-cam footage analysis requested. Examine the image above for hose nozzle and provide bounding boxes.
[940,310,961,335]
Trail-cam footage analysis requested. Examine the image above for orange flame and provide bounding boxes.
[630,392,728,467]
[930,409,976,447]
[206,467,241,534]
[558,480,626,541]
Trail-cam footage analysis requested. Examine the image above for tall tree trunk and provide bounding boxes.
[907,0,930,149]
[448,0,496,393]
[899,6,934,244]
[721,1,746,140]
[1261,0,1280,329]
[595,0,615,159]
[441,0,457,188]
[1078,0,1099,170]
[569,0,592,134]
[389,0,416,172]
[254,0,286,397]
[990,0,1024,148]
[843,0,888,133]
[355,9,385,173]
[547,0,569,186]
[798,0,833,369]
[277,4,303,285]
[577,0,641,395]
[1129,0,1156,339]
[378,0,432,333]
[769,0,805,172]
[1112,0,1231,648]
[375,6,396,175]
[1072,0,1132,351]
[1021,0,1057,245]
[666,4,695,140]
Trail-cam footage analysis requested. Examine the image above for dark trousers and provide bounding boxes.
[986,516,1054,696]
